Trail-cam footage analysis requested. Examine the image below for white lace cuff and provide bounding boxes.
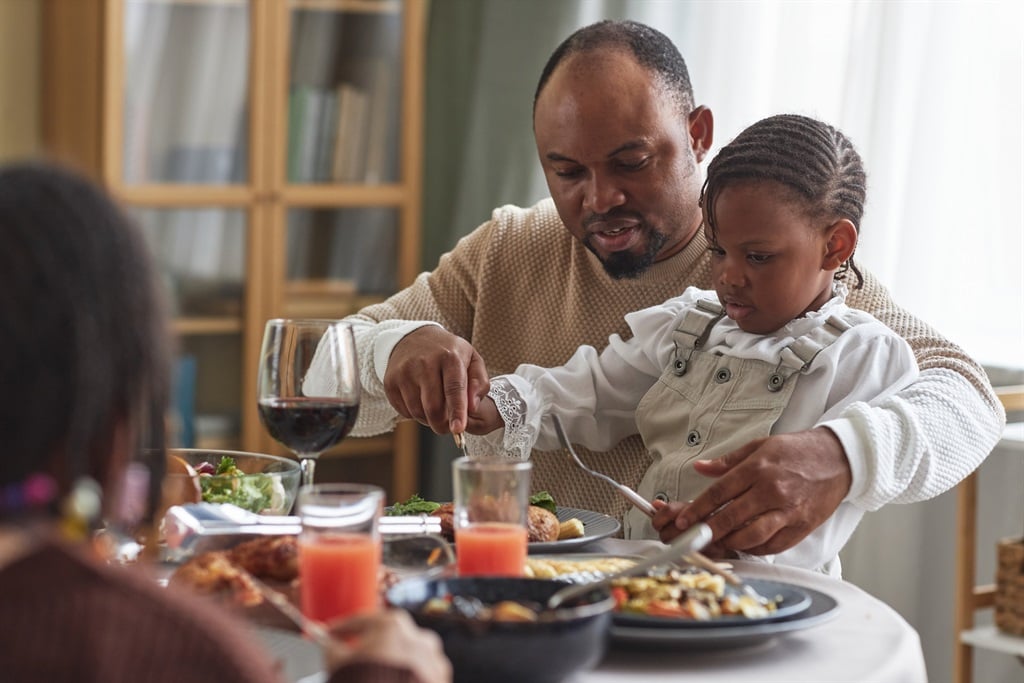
[487,377,536,459]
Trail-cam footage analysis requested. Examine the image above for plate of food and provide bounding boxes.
[386,493,620,553]
[609,582,839,650]
[528,507,620,553]
[609,572,813,628]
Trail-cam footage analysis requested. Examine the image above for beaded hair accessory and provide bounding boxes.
[1,472,102,541]
[0,473,58,514]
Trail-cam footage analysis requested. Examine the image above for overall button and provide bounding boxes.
[714,367,732,383]
[686,430,701,446]
[653,492,669,503]
[672,359,687,376]
[767,373,786,392]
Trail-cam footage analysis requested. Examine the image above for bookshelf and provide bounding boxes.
[41,0,426,501]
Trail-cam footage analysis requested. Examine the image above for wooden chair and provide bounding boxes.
[953,384,1024,683]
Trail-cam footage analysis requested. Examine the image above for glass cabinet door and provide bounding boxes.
[283,207,399,317]
[286,1,403,185]
[122,0,251,185]
[133,207,248,450]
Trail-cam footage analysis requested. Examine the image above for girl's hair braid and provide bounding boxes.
[700,114,866,288]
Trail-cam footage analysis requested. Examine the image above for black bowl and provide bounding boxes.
[386,576,613,683]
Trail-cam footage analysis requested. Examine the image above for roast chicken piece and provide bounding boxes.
[526,505,559,542]
[432,502,559,543]
[227,535,299,582]
[168,551,262,607]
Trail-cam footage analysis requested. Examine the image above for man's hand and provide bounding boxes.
[383,325,490,435]
[672,427,852,556]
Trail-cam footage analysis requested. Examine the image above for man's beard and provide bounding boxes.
[585,227,669,279]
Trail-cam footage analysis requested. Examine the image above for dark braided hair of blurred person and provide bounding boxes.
[534,19,695,118]
[700,114,866,289]
[0,161,170,527]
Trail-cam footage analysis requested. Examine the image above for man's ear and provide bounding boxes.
[823,219,858,270]
[688,106,714,163]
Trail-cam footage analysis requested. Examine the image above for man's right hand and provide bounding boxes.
[382,325,490,435]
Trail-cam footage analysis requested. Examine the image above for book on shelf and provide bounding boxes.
[300,87,326,183]
[364,57,396,184]
[331,82,370,183]
[286,87,306,182]
[315,89,340,183]
[171,354,197,448]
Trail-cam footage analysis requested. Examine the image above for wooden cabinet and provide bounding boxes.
[42,0,425,501]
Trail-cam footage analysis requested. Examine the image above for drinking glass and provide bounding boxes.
[452,456,532,576]
[257,319,360,486]
[297,483,384,622]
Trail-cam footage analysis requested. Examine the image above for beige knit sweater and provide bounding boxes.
[349,199,1004,523]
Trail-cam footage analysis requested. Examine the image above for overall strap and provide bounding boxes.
[767,314,855,392]
[670,298,725,377]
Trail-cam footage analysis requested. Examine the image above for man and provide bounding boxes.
[342,20,1004,556]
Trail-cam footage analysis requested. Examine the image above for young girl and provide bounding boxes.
[466,114,918,576]
[0,162,450,683]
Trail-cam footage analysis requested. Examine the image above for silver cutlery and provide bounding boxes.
[546,522,713,609]
[453,431,469,458]
[552,415,656,517]
[550,415,763,602]
[249,575,334,649]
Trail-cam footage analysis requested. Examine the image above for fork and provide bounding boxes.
[248,575,334,649]
[551,415,764,603]
[551,415,656,517]
[452,431,469,458]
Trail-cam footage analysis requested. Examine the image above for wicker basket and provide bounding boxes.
[995,536,1024,636]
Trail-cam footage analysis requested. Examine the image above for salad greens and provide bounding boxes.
[387,493,441,516]
[528,491,557,514]
[386,490,559,516]
[198,456,280,514]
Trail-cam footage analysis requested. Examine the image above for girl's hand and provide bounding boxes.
[324,609,451,683]
[464,396,502,435]
[651,499,689,542]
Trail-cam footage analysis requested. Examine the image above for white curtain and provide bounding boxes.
[423,4,1023,681]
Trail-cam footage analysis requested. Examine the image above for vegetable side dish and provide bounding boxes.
[611,568,778,620]
[195,455,287,514]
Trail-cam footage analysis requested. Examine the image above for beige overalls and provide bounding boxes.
[624,296,858,540]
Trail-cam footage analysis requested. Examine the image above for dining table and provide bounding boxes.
[253,536,928,683]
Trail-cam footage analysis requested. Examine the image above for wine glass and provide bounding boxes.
[257,319,360,486]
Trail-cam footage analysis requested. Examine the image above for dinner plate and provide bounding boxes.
[529,506,621,554]
[612,578,812,628]
[609,583,839,650]
[383,504,620,553]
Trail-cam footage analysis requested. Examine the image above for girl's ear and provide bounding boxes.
[823,219,858,270]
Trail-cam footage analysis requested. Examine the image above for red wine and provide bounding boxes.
[258,397,359,455]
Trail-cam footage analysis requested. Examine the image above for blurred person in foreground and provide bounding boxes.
[330,20,1004,556]
[0,161,450,683]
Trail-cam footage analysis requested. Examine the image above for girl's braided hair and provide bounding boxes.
[700,114,866,288]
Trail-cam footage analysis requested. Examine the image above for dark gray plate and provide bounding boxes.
[529,507,621,554]
[610,583,839,650]
[613,578,812,628]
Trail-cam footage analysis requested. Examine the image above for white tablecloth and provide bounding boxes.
[261,538,928,683]
[575,539,928,683]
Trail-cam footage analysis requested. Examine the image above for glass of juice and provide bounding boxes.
[452,456,532,576]
[297,483,384,623]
